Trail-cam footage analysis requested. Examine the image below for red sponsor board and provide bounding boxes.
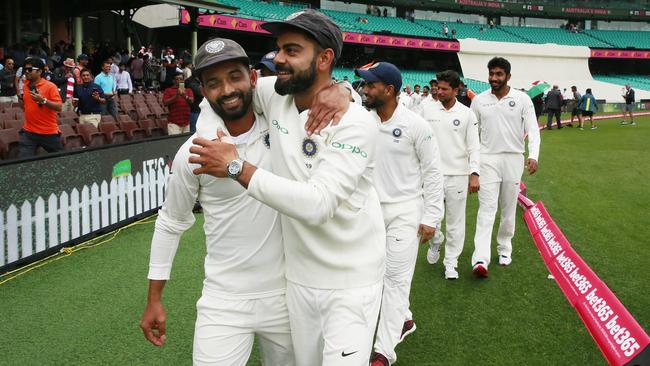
[455,0,505,9]
[179,11,459,52]
[591,49,650,60]
[522,200,650,365]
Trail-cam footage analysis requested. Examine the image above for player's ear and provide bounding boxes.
[249,66,258,88]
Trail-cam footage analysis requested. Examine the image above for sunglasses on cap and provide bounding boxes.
[23,67,40,73]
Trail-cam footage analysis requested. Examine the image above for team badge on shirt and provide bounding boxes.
[263,132,270,149]
[302,137,318,157]
[509,100,516,107]
[453,119,460,126]
[392,128,402,137]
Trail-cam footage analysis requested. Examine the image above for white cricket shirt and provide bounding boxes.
[371,104,444,227]
[148,110,285,299]
[247,76,386,290]
[419,98,481,176]
[470,87,540,161]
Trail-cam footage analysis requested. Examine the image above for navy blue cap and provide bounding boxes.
[254,50,277,72]
[354,62,402,92]
[77,54,89,61]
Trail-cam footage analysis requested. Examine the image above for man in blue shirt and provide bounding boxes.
[94,60,117,119]
[74,69,107,127]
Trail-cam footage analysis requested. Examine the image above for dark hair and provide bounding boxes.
[414,84,421,88]
[4,57,14,63]
[487,57,511,74]
[103,60,112,66]
[429,79,438,85]
[436,70,461,88]
[423,85,430,91]
[24,57,45,69]
[586,88,592,94]
[571,85,577,90]
[81,69,92,75]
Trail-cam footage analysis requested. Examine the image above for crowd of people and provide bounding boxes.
[138,10,541,366]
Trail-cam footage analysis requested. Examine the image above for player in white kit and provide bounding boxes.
[418,70,480,280]
[189,10,385,366]
[140,39,294,366]
[355,62,444,366]
[470,57,540,277]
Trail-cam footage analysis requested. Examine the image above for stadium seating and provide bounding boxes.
[119,121,147,140]
[592,75,650,92]
[0,128,20,160]
[332,67,491,94]
[139,119,165,138]
[59,124,84,150]
[3,120,23,130]
[76,123,108,147]
[98,122,128,144]
[215,0,650,49]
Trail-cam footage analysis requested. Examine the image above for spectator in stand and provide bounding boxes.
[131,53,145,89]
[161,47,177,90]
[451,28,457,38]
[58,58,77,112]
[621,84,636,126]
[577,88,598,130]
[0,57,18,103]
[185,73,203,133]
[75,54,89,84]
[255,51,278,77]
[162,72,194,134]
[19,57,63,158]
[443,24,449,37]
[110,56,120,78]
[73,69,107,127]
[115,63,133,95]
[457,81,473,107]
[15,64,25,100]
[95,60,118,119]
[182,61,193,80]
[545,85,563,130]
[42,63,53,81]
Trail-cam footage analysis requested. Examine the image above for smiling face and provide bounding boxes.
[488,66,510,93]
[200,60,256,121]
[273,30,331,96]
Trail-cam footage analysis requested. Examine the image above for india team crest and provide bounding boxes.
[453,119,460,126]
[392,128,402,137]
[509,100,516,107]
[205,40,225,54]
[302,137,318,157]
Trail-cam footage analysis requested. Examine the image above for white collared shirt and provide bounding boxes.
[470,87,540,161]
[419,98,480,176]
[371,104,444,227]
[149,110,285,299]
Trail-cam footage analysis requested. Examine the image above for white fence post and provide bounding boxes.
[81,186,90,236]
[48,194,58,248]
[142,169,150,212]
[100,181,109,228]
[7,205,18,263]
[21,201,32,258]
[59,192,69,243]
[118,177,126,221]
[126,175,135,218]
[90,184,100,232]
[135,172,143,215]
[70,189,80,240]
[34,198,46,253]
[109,179,118,225]
[149,168,157,209]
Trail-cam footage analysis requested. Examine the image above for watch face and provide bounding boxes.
[228,161,241,175]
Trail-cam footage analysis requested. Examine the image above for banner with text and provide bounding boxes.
[179,11,460,52]
[520,197,650,365]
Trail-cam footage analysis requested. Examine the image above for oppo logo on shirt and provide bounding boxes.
[331,141,368,158]
[272,120,289,134]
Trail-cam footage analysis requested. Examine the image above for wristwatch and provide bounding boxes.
[40,98,48,105]
[226,159,245,180]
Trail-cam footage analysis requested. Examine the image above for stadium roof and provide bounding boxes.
[65,0,237,15]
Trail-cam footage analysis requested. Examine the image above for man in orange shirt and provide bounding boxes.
[19,57,63,158]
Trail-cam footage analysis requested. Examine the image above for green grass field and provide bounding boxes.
[1,116,648,365]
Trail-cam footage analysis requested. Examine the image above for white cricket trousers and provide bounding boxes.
[472,153,525,266]
[286,280,382,366]
[374,198,423,364]
[193,292,294,366]
[431,175,469,268]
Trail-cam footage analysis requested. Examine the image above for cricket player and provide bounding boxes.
[355,62,444,366]
[139,38,294,366]
[419,70,480,280]
[470,57,540,277]
[189,10,385,366]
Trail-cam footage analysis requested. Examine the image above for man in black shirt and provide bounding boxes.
[73,69,107,127]
[621,84,636,126]
[0,57,18,103]
[185,74,203,133]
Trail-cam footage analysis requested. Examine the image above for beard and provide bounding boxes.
[208,88,254,121]
[365,95,385,110]
[490,79,507,92]
[274,57,318,96]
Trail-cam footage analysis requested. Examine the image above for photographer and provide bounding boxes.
[73,69,107,127]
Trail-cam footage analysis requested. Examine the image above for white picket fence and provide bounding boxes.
[0,165,170,267]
